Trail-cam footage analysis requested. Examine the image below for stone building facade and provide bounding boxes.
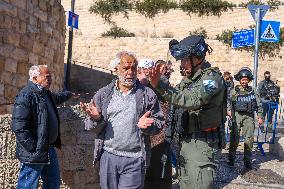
[0,0,66,114]
[61,0,284,88]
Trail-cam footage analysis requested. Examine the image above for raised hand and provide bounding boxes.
[137,111,154,129]
[149,63,166,88]
[80,100,101,120]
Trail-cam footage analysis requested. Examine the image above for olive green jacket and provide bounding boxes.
[155,63,226,132]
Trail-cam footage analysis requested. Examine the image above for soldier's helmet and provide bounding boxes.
[234,67,254,81]
[169,35,212,61]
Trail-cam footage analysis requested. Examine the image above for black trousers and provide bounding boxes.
[144,141,172,189]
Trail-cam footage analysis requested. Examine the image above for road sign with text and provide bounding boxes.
[232,29,255,48]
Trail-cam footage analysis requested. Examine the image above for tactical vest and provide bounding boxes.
[260,80,280,101]
[182,67,226,133]
[234,86,257,113]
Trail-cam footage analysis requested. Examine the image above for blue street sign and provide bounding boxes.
[232,29,255,48]
[248,4,269,22]
[68,11,79,29]
[260,20,280,42]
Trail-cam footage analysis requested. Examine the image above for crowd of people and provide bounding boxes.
[11,35,281,189]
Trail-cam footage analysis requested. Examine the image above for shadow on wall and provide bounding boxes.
[70,64,115,94]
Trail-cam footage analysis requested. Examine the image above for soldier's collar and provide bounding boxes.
[236,85,252,92]
[190,69,202,80]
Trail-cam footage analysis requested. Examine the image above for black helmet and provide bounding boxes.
[169,35,212,61]
[234,67,254,81]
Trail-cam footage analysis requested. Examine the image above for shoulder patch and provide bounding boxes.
[203,80,218,89]
[203,79,218,94]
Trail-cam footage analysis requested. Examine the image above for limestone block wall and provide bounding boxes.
[0,104,100,188]
[61,0,284,89]
[65,36,284,89]
[61,0,284,39]
[0,0,66,114]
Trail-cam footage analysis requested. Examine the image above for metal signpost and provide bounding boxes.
[247,4,270,88]
[65,0,76,91]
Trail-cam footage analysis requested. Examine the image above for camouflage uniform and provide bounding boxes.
[156,64,226,189]
[228,85,263,166]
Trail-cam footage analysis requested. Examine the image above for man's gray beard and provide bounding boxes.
[118,75,137,87]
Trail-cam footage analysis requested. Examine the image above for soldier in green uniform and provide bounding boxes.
[228,67,264,169]
[150,35,226,189]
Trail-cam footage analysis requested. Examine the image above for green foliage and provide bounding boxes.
[189,27,208,38]
[90,0,237,23]
[239,0,281,11]
[89,0,132,24]
[101,25,135,38]
[216,27,284,59]
[135,0,178,18]
[180,0,235,17]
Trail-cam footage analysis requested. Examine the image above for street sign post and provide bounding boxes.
[64,0,76,91]
[248,4,270,88]
[232,29,255,48]
[260,20,280,42]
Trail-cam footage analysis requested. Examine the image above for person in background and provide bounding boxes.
[12,65,73,189]
[137,58,155,86]
[257,71,280,130]
[138,58,172,189]
[228,67,263,170]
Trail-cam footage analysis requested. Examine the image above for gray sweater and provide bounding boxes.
[104,88,142,157]
[85,80,164,167]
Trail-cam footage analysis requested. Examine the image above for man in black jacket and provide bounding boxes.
[11,65,72,189]
[257,71,280,130]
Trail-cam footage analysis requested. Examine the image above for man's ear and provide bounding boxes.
[32,76,37,83]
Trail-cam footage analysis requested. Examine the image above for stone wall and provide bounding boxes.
[0,0,66,114]
[61,0,284,88]
[0,103,100,188]
[66,37,284,88]
[70,62,115,93]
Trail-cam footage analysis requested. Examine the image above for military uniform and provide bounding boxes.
[228,85,263,166]
[156,64,226,189]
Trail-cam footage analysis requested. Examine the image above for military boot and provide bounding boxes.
[227,158,235,167]
[244,161,252,170]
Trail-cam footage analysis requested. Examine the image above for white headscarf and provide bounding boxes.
[138,58,154,69]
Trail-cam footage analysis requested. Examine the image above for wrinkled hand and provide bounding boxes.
[80,100,101,120]
[258,117,264,126]
[150,63,166,88]
[137,111,154,129]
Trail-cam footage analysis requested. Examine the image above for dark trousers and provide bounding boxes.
[144,141,172,189]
